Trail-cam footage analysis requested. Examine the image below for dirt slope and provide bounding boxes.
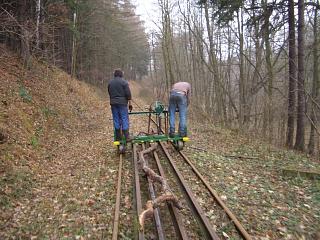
[0,45,120,238]
[0,45,319,239]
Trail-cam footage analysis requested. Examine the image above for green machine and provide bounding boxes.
[113,101,189,153]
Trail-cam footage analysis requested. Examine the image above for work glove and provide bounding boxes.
[129,104,133,112]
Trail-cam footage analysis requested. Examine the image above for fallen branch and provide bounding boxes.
[139,194,183,230]
[224,155,259,160]
[188,145,208,152]
[138,144,182,231]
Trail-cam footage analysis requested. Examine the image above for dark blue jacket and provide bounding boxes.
[108,77,132,105]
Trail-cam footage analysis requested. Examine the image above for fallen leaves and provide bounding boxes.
[85,199,95,206]
[0,50,119,239]
[184,124,320,239]
[1,47,319,239]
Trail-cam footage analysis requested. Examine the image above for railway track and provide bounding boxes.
[111,102,251,239]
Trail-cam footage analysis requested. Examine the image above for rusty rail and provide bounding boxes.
[178,151,252,240]
[142,144,165,240]
[133,144,145,240]
[153,150,189,240]
[112,154,123,240]
[123,101,251,239]
[159,142,220,240]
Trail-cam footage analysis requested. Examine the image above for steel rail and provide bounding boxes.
[133,144,145,240]
[153,150,189,240]
[159,142,220,240]
[112,154,123,240]
[142,144,165,240]
[178,151,252,240]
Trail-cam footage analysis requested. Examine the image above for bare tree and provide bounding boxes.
[286,0,297,148]
[294,0,306,151]
[308,1,320,154]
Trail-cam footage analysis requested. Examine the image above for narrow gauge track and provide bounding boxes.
[112,101,251,239]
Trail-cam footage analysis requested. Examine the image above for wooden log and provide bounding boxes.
[138,144,183,230]
[139,193,183,231]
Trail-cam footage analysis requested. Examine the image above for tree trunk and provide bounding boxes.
[36,0,41,50]
[71,9,77,78]
[19,0,31,68]
[294,0,306,151]
[160,0,174,92]
[263,0,274,142]
[286,0,297,148]
[308,2,320,154]
[237,9,246,126]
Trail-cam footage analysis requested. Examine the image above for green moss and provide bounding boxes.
[42,107,57,118]
[19,85,32,102]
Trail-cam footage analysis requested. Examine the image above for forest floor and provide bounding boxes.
[0,45,319,240]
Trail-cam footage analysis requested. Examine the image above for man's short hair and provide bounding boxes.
[114,69,123,78]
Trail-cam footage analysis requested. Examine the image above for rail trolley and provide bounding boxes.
[113,101,190,153]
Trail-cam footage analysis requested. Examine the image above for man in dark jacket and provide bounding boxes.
[108,69,133,141]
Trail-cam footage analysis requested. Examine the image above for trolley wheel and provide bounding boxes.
[118,144,126,154]
[175,140,184,151]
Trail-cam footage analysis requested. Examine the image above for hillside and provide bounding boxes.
[0,45,119,238]
[0,46,319,239]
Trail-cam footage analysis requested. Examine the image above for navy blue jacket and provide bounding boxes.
[108,77,132,105]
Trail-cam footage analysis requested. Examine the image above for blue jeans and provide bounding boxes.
[111,105,129,131]
[169,91,188,136]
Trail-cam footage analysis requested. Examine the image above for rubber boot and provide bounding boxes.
[178,127,187,137]
[115,129,122,141]
[169,132,175,138]
[123,129,131,142]
[169,127,175,138]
